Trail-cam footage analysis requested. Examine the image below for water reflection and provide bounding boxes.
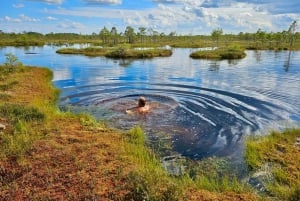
[284,51,292,72]
[0,47,300,161]
[254,50,262,62]
[208,61,220,71]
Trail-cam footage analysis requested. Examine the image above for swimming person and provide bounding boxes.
[126,96,150,114]
[137,96,150,113]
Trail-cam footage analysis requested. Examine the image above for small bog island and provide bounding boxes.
[190,46,247,60]
[56,47,172,59]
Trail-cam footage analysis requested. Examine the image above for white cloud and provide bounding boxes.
[152,0,179,3]
[45,1,283,34]
[4,16,22,23]
[58,20,85,30]
[3,15,40,23]
[46,16,58,21]
[46,7,126,18]
[26,0,63,4]
[19,14,40,22]
[152,0,205,4]
[13,4,25,8]
[82,0,122,5]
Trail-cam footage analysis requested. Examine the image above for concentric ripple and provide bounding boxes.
[58,80,299,159]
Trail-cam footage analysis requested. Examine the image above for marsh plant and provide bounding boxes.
[3,53,23,72]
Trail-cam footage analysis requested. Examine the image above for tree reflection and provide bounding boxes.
[254,50,262,63]
[284,51,292,72]
[119,59,134,67]
[209,61,220,71]
[227,59,240,66]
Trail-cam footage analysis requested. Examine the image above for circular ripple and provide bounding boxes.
[59,81,299,160]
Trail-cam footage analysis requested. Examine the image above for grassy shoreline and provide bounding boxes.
[1,59,299,200]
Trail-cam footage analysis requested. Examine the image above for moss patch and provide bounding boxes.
[245,129,300,200]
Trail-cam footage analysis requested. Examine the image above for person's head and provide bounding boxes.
[138,96,146,107]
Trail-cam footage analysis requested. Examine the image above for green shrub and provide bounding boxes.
[127,126,145,145]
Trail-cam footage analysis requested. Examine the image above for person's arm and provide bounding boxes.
[126,106,138,114]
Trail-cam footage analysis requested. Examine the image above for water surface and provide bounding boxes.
[1,46,300,160]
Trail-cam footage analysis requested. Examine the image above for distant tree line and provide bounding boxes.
[0,21,298,49]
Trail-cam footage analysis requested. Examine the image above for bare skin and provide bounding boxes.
[126,97,150,114]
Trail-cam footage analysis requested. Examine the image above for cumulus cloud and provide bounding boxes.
[82,0,122,5]
[43,0,299,34]
[26,0,63,4]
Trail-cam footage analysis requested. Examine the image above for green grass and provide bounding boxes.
[0,104,45,124]
[186,157,251,193]
[105,48,172,58]
[0,123,40,160]
[0,61,48,161]
[245,129,300,200]
[56,46,110,56]
[190,46,247,60]
[0,104,45,159]
[123,126,184,200]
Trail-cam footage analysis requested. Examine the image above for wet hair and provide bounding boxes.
[138,97,146,107]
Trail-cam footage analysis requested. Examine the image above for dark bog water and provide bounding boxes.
[1,46,300,160]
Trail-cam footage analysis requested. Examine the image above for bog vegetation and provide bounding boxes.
[56,46,172,58]
[190,46,246,60]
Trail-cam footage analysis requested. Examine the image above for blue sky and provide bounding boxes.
[0,0,299,35]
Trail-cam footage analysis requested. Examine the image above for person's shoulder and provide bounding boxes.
[138,105,150,113]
